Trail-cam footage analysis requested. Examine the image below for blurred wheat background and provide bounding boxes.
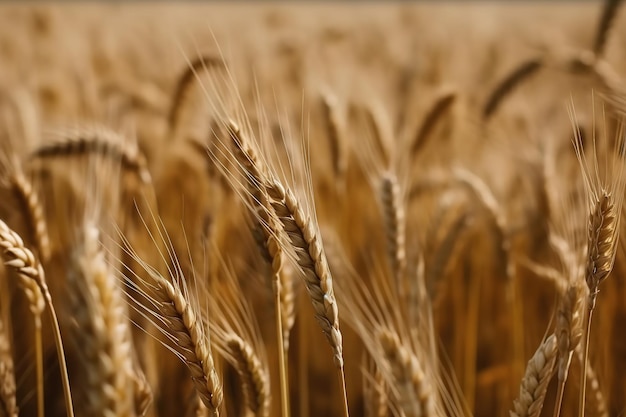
[0,1,625,417]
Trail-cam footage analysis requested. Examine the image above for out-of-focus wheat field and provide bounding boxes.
[0,2,625,417]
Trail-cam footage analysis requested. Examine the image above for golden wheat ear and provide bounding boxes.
[119,230,223,416]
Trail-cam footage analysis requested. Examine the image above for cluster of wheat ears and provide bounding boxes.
[2,1,626,417]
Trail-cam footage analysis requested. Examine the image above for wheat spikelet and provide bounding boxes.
[30,127,151,184]
[225,335,270,417]
[482,58,542,120]
[0,315,17,417]
[68,223,135,417]
[377,328,435,417]
[510,334,557,417]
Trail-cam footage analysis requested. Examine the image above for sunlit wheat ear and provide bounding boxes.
[410,87,457,159]
[29,126,151,184]
[569,100,626,417]
[207,262,270,417]
[0,219,74,417]
[119,236,223,416]
[510,334,558,417]
[68,223,135,417]
[482,57,543,121]
[265,178,344,366]
[0,313,17,417]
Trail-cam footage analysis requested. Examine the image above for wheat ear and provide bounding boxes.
[30,128,151,184]
[168,55,225,133]
[320,91,347,180]
[10,170,50,262]
[148,271,222,415]
[0,219,74,417]
[579,191,619,417]
[265,178,350,417]
[377,329,435,417]
[482,58,542,120]
[380,173,406,288]
[225,335,270,417]
[227,120,291,416]
[411,89,457,158]
[68,224,135,416]
[511,334,558,417]
[0,315,17,417]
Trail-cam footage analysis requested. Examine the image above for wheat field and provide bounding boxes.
[0,1,625,417]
